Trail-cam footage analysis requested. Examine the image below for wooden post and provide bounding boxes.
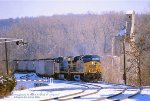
[123,37,126,84]
[5,39,9,74]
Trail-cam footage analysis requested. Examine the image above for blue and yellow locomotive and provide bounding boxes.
[54,55,103,82]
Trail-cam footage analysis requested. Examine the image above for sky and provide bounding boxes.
[0,0,149,19]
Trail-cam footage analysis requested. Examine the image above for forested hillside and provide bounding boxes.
[0,12,149,85]
[0,12,124,60]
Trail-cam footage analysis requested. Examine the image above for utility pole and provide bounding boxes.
[5,39,9,74]
[123,37,126,84]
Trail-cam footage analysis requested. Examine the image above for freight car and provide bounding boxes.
[14,59,54,77]
[35,60,54,77]
[54,55,103,82]
[14,55,103,82]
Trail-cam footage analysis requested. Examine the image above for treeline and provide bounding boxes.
[0,12,149,85]
[0,12,124,60]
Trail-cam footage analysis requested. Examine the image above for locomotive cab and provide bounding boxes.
[82,55,103,82]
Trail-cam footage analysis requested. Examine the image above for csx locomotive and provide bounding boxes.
[54,55,103,82]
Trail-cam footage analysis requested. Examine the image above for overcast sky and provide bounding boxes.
[0,0,149,19]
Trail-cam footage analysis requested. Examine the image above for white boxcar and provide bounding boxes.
[35,60,45,76]
[27,61,35,72]
[17,61,28,71]
[33,60,39,70]
[35,60,54,76]
[44,60,54,76]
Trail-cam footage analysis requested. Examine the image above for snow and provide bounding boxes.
[126,89,150,101]
[0,78,7,84]
[117,27,126,36]
[0,75,13,84]
[70,89,123,101]
[126,10,135,14]
[0,73,150,101]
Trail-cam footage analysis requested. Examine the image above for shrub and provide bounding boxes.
[0,73,16,98]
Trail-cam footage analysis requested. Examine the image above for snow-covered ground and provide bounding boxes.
[0,73,150,101]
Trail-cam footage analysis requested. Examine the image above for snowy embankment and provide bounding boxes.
[0,73,150,101]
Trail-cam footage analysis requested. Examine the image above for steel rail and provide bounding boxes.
[41,81,103,101]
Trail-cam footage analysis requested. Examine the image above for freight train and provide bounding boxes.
[14,55,103,82]
[54,55,103,82]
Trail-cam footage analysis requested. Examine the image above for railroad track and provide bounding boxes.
[63,82,127,101]
[92,87,141,101]
[42,82,141,101]
[17,74,143,101]
[58,82,103,101]
[41,81,103,101]
[110,88,141,101]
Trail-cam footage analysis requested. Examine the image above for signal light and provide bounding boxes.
[16,40,27,46]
